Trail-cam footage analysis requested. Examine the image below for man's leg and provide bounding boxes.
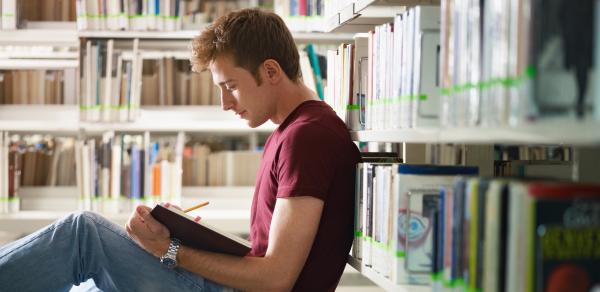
[0,211,228,292]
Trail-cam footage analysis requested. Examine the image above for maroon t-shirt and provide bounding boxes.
[248,100,361,291]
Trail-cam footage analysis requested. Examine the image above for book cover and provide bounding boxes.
[393,165,478,285]
[150,204,251,257]
[528,183,600,292]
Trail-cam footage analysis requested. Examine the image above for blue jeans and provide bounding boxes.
[0,211,231,292]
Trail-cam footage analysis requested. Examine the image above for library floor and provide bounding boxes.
[0,231,382,291]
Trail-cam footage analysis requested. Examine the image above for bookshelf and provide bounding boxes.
[0,105,276,134]
[78,29,355,43]
[0,23,78,68]
[0,22,78,45]
[0,185,255,235]
[347,255,430,292]
[0,59,78,70]
[326,0,436,32]
[319,0,600,291]
[351,119,600,145]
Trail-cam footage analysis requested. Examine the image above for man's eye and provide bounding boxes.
[226,86,236,91]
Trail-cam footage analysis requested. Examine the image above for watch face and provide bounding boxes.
[161,257,177,269]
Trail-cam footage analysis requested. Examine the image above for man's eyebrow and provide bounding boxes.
[218,79,236,86]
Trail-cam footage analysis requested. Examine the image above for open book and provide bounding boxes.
[150,204,251,256]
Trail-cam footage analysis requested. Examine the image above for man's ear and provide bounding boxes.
[262,59,283,84]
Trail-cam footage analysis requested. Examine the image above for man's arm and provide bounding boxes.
[127,196,323,292]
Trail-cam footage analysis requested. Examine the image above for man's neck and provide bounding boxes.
[271,81,318,124]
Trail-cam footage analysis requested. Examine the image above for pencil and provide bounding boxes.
[183,201,209,213]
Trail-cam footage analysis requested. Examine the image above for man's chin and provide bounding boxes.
[246,118,268,129]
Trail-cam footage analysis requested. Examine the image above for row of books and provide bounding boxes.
[494,145,572,162]
[440,0,600,127]
[274,0,325,32]
[326,6,441,130]
[493,160,572,180]
[353,162,600,291]
[353,162,478,285]
[75,0,245,31]
[6,135,77,187]
[1,0,76,30]
[139,58,220,106]
[0,132,264,214]
[0,69,77,105]
[80,39,142,122]
[432,178,600,292]
[182,143,261,187]
[0,132,17,212]
[299,44,326,100]
[81,38,281,121]
[326,1,600,131]
[0,135,78,213]
[74,131,184,214]
[79,38,220,121]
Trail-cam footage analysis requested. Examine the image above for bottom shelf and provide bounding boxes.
[347,255,431,292]
[0,209,250,236]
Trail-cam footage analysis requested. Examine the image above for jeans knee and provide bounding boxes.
[68,211,105,227]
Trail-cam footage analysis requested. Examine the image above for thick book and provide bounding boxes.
[150,204,251,257]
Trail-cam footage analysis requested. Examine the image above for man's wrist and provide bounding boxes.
[160,238,181,269]
[154,238,172,258]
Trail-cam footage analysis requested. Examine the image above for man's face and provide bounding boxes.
[209,56,272,128]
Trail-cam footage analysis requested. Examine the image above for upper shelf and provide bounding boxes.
[77,30,355,43]
[0,105,276,134]
[326,0,439,33]
[0,59,78,69]
[351,118,600,145]
[0,22,78,46]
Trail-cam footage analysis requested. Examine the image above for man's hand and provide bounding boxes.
[125,205,171,258]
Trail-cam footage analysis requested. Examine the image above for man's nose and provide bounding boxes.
[220,89,235,111]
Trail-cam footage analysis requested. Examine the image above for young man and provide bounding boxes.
[0,8,360,291]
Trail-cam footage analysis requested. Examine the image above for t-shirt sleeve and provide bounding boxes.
[276,124,339,200]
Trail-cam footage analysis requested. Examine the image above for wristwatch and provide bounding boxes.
[160,238,181,269]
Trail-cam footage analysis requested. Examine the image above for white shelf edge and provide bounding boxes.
[0,105,276,133]
[0,59,78,69]
[79,121,276,133]
[19,186,255,198]
[78,30,202,39]
[0,51,79,59]
[291,31,355,42]
[0,24,78,46]
[327,0,436,33]
[347,256,430,292]
[7,185,256,235]
[0,209,250,235]
[77,29,352,43]
[351,119,600,145]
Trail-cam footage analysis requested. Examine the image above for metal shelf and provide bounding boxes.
[3,185,256,235]
[0,22,78,46]
[326,0,439,33]
[0,59,78,69]
[78,29,354,43]
[351,118,600,145]
[78,29,204,39]
[0,209,249,235]
[0,105,276,134]
[347,255,430,292]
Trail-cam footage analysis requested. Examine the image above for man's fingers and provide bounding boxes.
[133,205,168,235]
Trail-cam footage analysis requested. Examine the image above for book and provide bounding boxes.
[393,165,478,285]
[528,182,600,292]
[150,203,251,256]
